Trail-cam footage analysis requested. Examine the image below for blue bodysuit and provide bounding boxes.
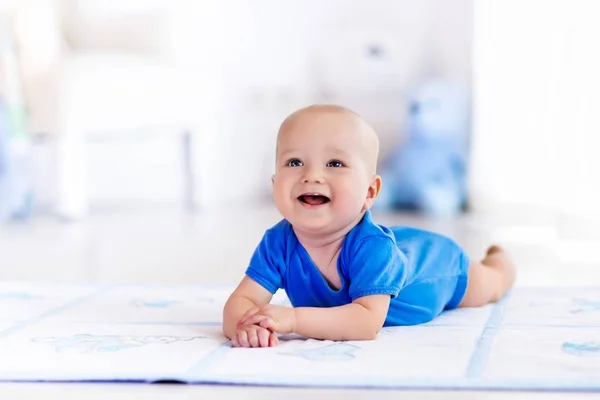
[245,210,470,326]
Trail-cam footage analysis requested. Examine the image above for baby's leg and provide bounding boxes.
[458,245,516,308]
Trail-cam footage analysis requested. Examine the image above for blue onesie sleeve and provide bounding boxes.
[345,235,407,301]
[244,224,286,294]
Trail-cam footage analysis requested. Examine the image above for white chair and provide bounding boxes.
[14,0,196,219]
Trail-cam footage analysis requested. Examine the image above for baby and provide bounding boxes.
[223,105,516,348]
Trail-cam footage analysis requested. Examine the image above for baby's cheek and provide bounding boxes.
[272,180,289,198]
[340,178,367,198]
[336,188,365,212]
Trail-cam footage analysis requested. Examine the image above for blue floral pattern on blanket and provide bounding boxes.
[562,342,600,357]
[280,343,361,362]
[0,292,40,300]
[569,299,600,314]
[32,334,204,353]
[131,297,215,308]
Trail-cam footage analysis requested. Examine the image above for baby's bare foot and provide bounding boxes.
[486,245,503,256]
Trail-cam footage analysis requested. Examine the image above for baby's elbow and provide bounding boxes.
[350,298,388,340]
[355,322,382,341]
[353,315,385,340]
[361,330,379,341]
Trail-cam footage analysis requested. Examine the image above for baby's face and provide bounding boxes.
[272,109,379,236]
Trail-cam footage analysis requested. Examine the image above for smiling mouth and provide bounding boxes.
[298,193,331,206]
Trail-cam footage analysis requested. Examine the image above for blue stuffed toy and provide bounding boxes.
[376,79,470,215]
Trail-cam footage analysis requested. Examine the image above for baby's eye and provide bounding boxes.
[287,159,303,167]
[327,160,344,168]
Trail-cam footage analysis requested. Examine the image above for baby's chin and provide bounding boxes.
[291,216,352,237]
[291,216,328,229]
[288,216,333,234]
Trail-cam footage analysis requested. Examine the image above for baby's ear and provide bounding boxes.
[363,175,382,211]
[271,175,275,185]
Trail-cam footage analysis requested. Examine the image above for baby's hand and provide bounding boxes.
[237,305,296,335]
[231,324,279,348]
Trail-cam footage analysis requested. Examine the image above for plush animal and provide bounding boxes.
[376,80,470,215]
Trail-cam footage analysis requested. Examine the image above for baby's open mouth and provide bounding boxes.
[298,193,330,206]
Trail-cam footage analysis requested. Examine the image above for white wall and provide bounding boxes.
[21,0,471,213]
[172,0,472,208]
[470,0,600,220]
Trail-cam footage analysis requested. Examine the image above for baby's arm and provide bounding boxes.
[295,294,391,340]
[222,276,273,340]
[242,294,391,341]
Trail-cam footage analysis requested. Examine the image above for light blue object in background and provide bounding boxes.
[0,101,33,222]
[0,21,33,222]
[0,100,12,219]
[375,79,470,216]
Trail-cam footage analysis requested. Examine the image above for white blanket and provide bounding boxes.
[0,282,599,390]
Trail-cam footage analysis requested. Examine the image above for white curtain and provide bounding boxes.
[470,0,600,220]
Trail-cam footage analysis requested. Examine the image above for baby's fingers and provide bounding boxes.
[257,327,271,347]
[247,328,260,348]
[242,314,268,327]
[236,329,250,347]
[268,332,279,347]
[258,317,277,331]
[237,307,260,327]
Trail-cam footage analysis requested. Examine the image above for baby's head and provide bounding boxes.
[272,105,381,236]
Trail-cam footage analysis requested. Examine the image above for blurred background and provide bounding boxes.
[0,0,599,285]
[0,0,473,217]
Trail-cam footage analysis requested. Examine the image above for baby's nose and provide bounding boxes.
[301,166,324,183]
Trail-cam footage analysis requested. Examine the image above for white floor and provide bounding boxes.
[1,204,599,399]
